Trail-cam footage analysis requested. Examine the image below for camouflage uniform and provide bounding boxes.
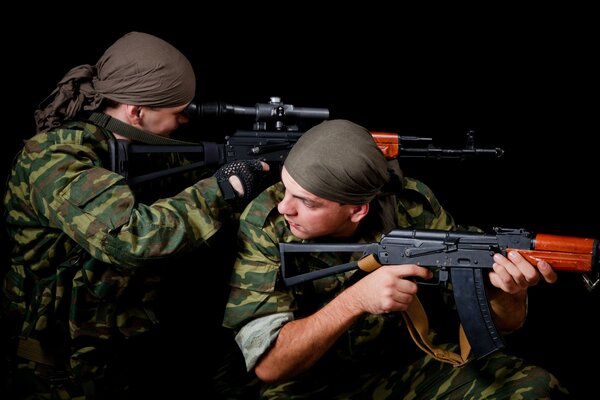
[224,179,570,399]
[1,119,238,398]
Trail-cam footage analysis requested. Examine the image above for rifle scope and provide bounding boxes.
[184,96,330,121]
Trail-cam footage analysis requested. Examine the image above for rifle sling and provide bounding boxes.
[402,296,471,367]
[88,112,197,145]
[357,254,471,366]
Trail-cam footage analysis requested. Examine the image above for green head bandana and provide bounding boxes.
[35,31,195,132]
[284,119,390,205]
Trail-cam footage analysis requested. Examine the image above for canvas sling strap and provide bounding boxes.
[88,112,197,145]
[402,296,472,366]
[357,253,472,367]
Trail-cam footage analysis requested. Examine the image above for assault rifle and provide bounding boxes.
[279,228,599,359]
[109,97,504,185]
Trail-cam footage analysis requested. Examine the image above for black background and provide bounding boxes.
[3,12,598,398]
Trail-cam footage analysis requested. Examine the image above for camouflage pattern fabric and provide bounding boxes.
[1,118,235,397]
[224,178,457,331]
[259,344,569,399]
[224,180,570,399]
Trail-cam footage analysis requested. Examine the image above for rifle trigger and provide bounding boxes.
[439,269,449,283]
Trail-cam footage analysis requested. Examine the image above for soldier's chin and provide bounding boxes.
[289,224,309,240]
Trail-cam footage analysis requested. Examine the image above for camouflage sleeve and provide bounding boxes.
[24,139,231,268]
[223,185,295,331]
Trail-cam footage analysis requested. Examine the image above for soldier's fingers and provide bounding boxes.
[249,160,269,172]
[536,260,558,284]
[494,253,530,286]
[386,264,433,280]
[507,251,540,285]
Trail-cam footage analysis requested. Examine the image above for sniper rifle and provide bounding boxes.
[109,97,504,185]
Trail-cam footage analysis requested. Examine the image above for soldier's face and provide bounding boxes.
[137,104,190,137]
[278,168,362,240]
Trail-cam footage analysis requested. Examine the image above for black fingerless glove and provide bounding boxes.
[214,160,264,203]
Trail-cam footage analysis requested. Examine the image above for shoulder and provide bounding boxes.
[395,176,459,230]
[241,182,285,229]
[398,176,443,215]
[25,120,111,154]
[237,181,295,253]
[16,121,116,192]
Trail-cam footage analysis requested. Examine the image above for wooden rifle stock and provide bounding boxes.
[509,233,598,273]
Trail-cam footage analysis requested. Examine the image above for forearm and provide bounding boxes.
[255,287,364,383]
[488,287,528,332]
[106,177,233,263]
[43,168,230,266]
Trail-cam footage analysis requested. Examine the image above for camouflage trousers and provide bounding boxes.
[260,347,571,399]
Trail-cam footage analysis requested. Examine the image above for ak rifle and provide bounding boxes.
[279,227,599,359]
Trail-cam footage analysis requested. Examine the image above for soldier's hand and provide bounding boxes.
[214,160,270,203]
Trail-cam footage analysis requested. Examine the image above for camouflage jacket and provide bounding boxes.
[2,119,232,342]
[224,177,461,366]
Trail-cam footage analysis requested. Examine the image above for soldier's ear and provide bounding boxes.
[349,204,369,223]
[124,105,143,124]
